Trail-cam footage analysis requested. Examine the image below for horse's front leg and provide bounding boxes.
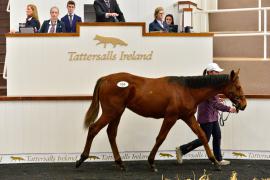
[184,115,221,170]
[148,116,177,172]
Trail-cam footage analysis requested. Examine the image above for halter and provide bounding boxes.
[218,100,231,126]
[219,111,231,127]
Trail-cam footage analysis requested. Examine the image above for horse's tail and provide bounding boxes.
[84,77,103,129]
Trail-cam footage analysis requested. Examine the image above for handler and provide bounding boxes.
[176,63,237,166]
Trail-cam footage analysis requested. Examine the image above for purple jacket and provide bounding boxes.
[197,95,230,124]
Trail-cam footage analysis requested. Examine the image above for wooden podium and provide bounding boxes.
[177,1,202,32]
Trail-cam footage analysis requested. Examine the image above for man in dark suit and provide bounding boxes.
[94,0,125,22]
[40,6,66,33]
[149,7,169,32]
[61,1,82,33]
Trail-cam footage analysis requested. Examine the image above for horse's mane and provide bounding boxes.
[168,74,230,89]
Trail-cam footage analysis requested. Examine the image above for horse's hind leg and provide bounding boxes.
[76,114,111,168]
[184,115,221,170]
[107,116,125,170]
[148,116,177,172]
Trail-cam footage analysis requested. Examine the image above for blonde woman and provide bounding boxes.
[25,4,40,32]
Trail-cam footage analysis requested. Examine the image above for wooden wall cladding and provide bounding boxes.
[215,60,270,95]
[218,0,259,9]
[213,36,264,58]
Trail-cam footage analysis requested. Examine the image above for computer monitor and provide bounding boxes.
[168,25,178,33]
[19,27,35,33]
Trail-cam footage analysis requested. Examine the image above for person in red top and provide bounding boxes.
[176,63,237,166]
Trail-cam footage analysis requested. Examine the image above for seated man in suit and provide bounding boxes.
[94,0,125,22]
[61,1,82,33]
[40,6,66,33]
[149,7,169,32]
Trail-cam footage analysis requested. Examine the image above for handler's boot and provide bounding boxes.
[218,159,230,165]
[175,147,183,164]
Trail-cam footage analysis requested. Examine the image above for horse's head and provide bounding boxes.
[224,69,247,111]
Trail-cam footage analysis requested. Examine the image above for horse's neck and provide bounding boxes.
[191,86,225,104]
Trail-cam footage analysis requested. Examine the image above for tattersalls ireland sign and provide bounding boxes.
[68,35,154,61]
[6,24,212,95]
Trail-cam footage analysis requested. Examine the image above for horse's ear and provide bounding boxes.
[230,69,239,81]
[236,68,240,75]
[230,70,236,81]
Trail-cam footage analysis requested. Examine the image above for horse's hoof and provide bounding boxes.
[150,164,158,172]
[75,154,88,168]
[214,163,221,171]
[115,160,126,171]
[75,160,82,168]
[119,165,126,171]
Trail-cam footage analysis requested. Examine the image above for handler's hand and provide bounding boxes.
[229,107,237,113]
[218,97,225,103]
[110,13,119,17]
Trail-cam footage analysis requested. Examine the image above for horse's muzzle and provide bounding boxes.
[233,102,246,112]
[239,104,246,111]
[235,103,246,111]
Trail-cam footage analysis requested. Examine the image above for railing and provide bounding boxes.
[6,0,10,12]
[3,0,10,80]
[195,3,270,60]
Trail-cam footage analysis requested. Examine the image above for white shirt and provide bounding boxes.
[68,13,74,21]
[26,17,33,21]
[157,20,164,28]
[48,20,58,33]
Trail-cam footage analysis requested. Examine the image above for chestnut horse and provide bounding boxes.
[76,70,247,172]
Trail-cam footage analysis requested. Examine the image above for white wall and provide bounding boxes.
[0,99,269,162]
[10,0,217,31]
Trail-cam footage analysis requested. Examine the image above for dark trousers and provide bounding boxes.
[179,121,222,161]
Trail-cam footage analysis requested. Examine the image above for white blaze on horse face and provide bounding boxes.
[117,81,129,88]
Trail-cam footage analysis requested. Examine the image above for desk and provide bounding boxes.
[6,22,213,96]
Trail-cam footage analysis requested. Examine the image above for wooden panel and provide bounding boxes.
[262,0,270,7]
[0,0,9,96]
[216,0,270,31]
[268,36,270,58]
[262,9,270,31]
[0,54,5,63]
[215,60,270,95]
[0,96,92,101]
[0,61,5,71]
[218,0,258,9]
[209,11,258,32]
[213,36,264,58]
[0,46,6,54]
[0,77,6,86]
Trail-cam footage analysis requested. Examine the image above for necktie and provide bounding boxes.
[104,0,110,8]
[69,14,73,27]
[49,21,56,33]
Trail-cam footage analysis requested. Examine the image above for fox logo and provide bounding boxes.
[232,152,247,158]
[94,35,128,48]
[11,156,25,161]
[159,153,173,158]
[88,155,100,160]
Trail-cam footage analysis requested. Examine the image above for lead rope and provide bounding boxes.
[218,99,231,126]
